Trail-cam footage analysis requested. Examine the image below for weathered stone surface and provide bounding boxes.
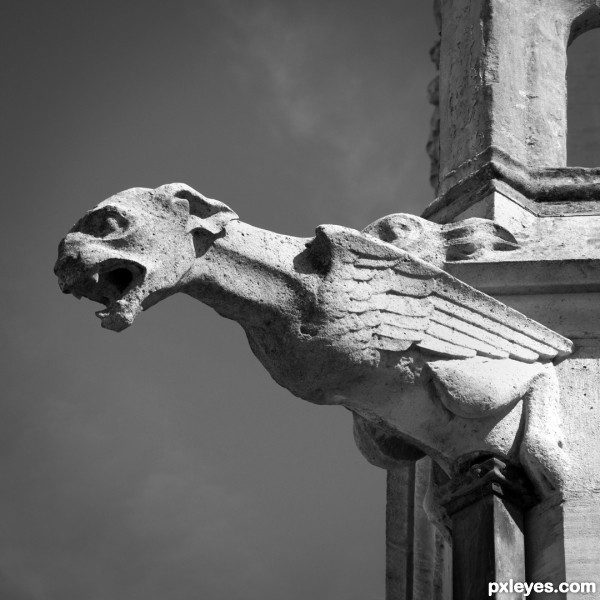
[439,0,566,188]
[363,212,519,266]
[426,0,441,193]
[51,2,600,597]
[424,149,600,224]
[423,185,600,597]
[385,458,451,600]
[55,183,573,501]
[54,184,238,332]
[436,0,600,217]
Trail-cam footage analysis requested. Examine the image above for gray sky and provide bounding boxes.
[568,28,600,166]
[1,2,437,599]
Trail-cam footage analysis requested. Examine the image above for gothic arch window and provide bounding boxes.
[567,8,600,167]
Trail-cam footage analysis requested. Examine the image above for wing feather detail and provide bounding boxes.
[311,224,573,363]
[426,319,509,359]
[427,312,516,360]
[372,294,433,316]
[380,313,430,332]
[417,335,477,358]
[374,335,416,352]
[377,322,426,341]
[346,300,374,314]
[355,258,400,269]
[430,291,569,360]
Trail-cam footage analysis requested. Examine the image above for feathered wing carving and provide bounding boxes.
[309,225,572,363]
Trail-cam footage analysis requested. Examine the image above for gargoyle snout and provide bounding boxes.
[54,234,95,295]
[54,254,82,296]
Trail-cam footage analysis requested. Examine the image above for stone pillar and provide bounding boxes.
[438,0,568,193]
[427,0,600,225]
[353,418,451,600]
[386,460,451,600]
[423,1,600,597]
[408,224,600,598]
[440,457,535,600]
[386,465,416,599]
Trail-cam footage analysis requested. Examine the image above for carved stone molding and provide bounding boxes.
[423,146,600,224]
[439,455,537,516]
[426,0,441,194]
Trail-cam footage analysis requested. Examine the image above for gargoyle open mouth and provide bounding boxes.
[62,259,147,332]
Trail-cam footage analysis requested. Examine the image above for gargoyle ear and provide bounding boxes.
[362,214,428,246]
[157,183,239,235]
[442,218,519,261]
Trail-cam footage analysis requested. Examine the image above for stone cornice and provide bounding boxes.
[424,146,600,223]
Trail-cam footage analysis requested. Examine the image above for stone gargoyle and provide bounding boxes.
[54,183,573,498]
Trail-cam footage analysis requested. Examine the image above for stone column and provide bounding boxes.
[427,0,600,226]
[440,457,536,600]
[386,460,451,600]
[386,465,416,600]
[423,1,600,597]
[425,186,600,599]
[353,419,451,600]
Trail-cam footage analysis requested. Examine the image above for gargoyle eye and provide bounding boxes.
[71,208,129,238]
[102,216,122,235]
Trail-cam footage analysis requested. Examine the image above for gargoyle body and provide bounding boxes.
[54,184,573,497]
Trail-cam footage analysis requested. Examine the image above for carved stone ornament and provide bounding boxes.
[54,184,573,499]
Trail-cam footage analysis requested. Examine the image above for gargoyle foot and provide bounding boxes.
[519,365,569,499]
[427,357,568,499]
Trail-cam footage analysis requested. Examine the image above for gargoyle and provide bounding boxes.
[54,183,573,497]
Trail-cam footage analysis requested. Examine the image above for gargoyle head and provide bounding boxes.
[54,183,238,331]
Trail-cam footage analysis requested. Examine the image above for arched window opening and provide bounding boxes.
[567,25,600,167]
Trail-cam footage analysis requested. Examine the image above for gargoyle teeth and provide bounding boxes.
[91,272,100,283]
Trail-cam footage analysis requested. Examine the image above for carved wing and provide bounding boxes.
[310,225,572,363]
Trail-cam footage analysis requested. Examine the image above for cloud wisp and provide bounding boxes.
[214,0,435,226]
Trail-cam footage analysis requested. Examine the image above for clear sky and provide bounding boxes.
[1,2,437,599]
